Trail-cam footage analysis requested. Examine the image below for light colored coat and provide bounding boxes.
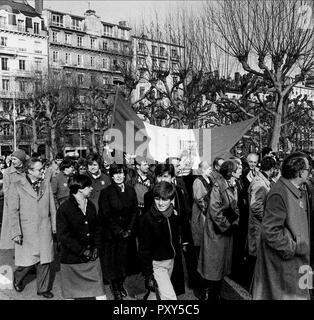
[252,177,310,300]
[248,171,271,256]
[0,166,25,249]
[198,178,239,281]
[8,176,56,266]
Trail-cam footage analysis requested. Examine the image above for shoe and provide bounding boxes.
[37,291,54,299]
[118,282,128,298]
[113,290,123,300]
[13,280,24,293]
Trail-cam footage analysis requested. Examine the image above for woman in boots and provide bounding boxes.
[98,164,139,300]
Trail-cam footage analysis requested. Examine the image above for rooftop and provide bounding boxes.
[0,0,41,18]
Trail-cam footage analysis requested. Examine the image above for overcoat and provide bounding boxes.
[252,177,310,300]
[198,178,239,281]
[247,171,271,256]
[51,171,70,206]
[8,176,56,266]
[0,166,25,249]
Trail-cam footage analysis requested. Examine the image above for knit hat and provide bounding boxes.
[11,149,26,162]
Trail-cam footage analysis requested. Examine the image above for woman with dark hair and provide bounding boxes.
[198,160,240,300]
[86,153,110,212]
[51,157,75,208]
[98,164,139,300]
[57,174,106,300]
[139,181,179,300]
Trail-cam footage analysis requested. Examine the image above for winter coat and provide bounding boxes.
[51,171,70,207]
[247,171,271,256]
[198,178,239,281]
[86,171,111,213]
[8,176,56,266]
[0,166,25,249]
[57,195,103,264]
[252,177,310,300]
[138,206,180,277]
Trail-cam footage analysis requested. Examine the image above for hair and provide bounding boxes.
[281,152,308,179]
[109,163,126,177]
[165,157,181,164]
[213,157,224,168]
[31,152,41,158]
[260,156,276,172]
[25,157,42,171]
[261,147,272,158]
[219,160,238,180]
[55,152,64,160]
[154,163,175,178]
[153,181,176,201]
[68,174,92,195]
[229,156,242,166]
[134,157,147,167]
[59,157,74,171]
[86,152,102,168]
[247,153,259,161]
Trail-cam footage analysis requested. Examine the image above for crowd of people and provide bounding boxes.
[0,146,313,300]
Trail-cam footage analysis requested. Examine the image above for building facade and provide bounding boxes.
[0,0,48,156]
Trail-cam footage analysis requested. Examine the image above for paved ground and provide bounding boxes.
[0,249,251,300]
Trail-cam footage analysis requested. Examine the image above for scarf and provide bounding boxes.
[26,174,42,195]
[151,203,174,219]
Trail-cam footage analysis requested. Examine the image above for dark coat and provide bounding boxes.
[138,206,180,277]
[56,195,103,264]
[305,178,314,270]
[252,177,310,300]
[98,183,139,280]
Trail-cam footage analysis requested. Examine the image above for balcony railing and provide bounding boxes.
[0,23,47,36]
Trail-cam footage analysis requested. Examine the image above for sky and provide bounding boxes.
[28,0,205,25]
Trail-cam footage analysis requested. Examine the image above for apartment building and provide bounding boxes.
[41,7,132,155]
[0,0,48,156]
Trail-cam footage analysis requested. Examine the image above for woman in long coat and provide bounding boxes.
[98,163,139,300]
[57,174,106,300]
[198,160,240,300]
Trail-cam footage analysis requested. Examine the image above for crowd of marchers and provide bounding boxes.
[0,146,313,300]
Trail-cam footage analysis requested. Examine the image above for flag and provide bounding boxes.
[105,92,257,166]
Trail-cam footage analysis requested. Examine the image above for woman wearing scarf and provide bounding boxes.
[57,174,105,300]
[98,164,139,300]
[139,181,180,300]
[198,160,240,300]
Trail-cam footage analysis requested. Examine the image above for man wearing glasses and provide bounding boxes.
[252,152,311,300]
[8,157,56,299]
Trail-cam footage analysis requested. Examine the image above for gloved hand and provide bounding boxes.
[90,248,99,261]
[145,274,157,292]
[81,249,92,261]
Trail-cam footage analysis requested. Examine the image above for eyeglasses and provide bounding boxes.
[31,166,45,172]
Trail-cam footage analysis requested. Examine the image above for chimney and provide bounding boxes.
[119,21,127,27]
[35,0,43,14]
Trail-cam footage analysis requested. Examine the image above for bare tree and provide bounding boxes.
[206,0,314,151]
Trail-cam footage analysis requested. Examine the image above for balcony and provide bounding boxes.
[50,21,64,28]
[0,23,47,36]
[137,49,148,56]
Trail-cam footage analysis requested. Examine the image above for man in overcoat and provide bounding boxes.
[252,152,311,300]
[9,157,56,298]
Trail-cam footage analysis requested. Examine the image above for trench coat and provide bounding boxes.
[8,176,56,267]
[0,166,25,249]
[198,178,239,281]
[252,177,310,300]
[247,171,271,256]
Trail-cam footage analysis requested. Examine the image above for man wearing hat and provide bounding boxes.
[0,149,27,249]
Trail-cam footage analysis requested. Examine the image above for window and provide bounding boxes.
[52,51,58,63]
[102,41,108,51]
[90,56,95,67]
[34,22,39,34]
[140,86,145,98]
[103,76,109,85]
[102,58,109,69]
[160,60,166,70]
[172,62,178,72]
[19,60,25,70]
[19,80,26,92]
[113,59,118,70]
[2,79,9,91]
[90,38,96,49]
[152,59,157,69]
[77,36,82,47]
[104,25,113,37]
[78,74,83,85]
[152,45,157,55]
[1,58,8,70]
[121,29,126,39]
[52,31,58,42]
[52,14,63,26]
[0,16,7,27]
[173,76,179,85]
[171,48,178,58]
[65,33,71,44]
[34,60,41,71]
[77,54,82,66]
[3,125,10,136]
[72,18,81,30]
[138,57,145,67]
[0,37,7,46]
[65,52,71,64]
[113,42,118,50]
[159,47,166,57]
[18,19,25,32]
[138,43,145,53]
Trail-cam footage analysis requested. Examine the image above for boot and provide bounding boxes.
[111,280,123,300]
[118,280,128,298]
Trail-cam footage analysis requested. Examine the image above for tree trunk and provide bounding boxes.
[270,96,283,152]
[90,127,97,152]
[50,126,57,160]
[31,119,38,153]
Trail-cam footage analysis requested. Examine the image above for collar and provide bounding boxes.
[279,177,302,198]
